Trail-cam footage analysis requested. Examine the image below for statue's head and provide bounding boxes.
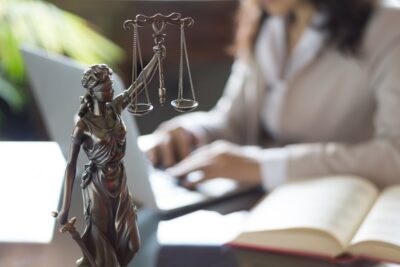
[82,64,114,102]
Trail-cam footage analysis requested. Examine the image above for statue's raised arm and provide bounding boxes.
[113,45,165,113]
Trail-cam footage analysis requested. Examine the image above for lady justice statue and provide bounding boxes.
[53,13,197,267]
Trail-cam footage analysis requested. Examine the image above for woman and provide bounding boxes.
[146,0,400,190]
[57,48,161,267]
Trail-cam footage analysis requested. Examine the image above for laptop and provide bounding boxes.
[21,45,256,215]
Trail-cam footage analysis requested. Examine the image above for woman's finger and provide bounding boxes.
[166,154,209,178]
[159,136,176,167]
[144,146,157,166]
[180,170,216,190]
[171,128,192,161]
[181,176,207,190]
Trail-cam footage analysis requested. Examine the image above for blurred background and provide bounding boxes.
[2,1,400,267]
[0,0,238,141]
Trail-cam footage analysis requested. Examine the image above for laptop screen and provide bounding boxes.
[0,142,65,243]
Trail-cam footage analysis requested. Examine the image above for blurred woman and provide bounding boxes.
[146,0,400,190]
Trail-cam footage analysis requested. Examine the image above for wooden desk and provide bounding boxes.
[233,249,398,267]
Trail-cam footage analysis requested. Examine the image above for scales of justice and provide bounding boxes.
[52,13,198,267]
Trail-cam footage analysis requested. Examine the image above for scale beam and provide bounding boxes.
[123,13,194,31]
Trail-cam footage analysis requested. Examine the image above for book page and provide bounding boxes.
[350,185,400,247]
[243,176,378,247]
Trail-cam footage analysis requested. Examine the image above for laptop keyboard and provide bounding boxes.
[149,169,206,210]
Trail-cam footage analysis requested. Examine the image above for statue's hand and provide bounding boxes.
[153,45,166,59]
[56,209,69,225]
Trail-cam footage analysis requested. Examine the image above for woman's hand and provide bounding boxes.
[145,125,200,168]
[166,140,262,189]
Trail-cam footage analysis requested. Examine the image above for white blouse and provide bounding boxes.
[256,15,327,188]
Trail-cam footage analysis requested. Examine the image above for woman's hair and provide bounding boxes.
[232,0,374,58]
[78,64,113,117]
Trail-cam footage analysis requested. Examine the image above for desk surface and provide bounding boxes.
[1,179,398,267]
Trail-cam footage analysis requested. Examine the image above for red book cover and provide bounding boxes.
[226,241,400,265]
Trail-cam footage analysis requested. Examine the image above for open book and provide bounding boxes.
[227,176,400,264]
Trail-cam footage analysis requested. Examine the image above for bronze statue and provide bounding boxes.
[56,55,160,267]
[53,13,197,267]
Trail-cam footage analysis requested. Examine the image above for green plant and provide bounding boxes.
[0,0,124,120]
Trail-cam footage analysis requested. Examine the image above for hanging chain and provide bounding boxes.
[132,25,138,108]
[132,25,138,83]
[182,25,196,101]
[130,24,152,113]
[136,27,151,105]
[178,23,184,101]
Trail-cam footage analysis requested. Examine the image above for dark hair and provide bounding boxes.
[78,64,113,117]
[232,0,375,58]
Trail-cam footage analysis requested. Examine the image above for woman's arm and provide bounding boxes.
[57,120,84,225]
[253,41,400,190]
